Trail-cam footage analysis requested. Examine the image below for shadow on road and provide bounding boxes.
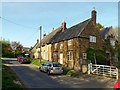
[2,59,116,89]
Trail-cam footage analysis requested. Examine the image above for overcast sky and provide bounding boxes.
[1,2,118,47]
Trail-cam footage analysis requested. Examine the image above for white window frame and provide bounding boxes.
[110,38,115,47]
[54,43,57,49]
[67,51,73,61]
[60,42,63,50]
[83,53,87,59]
[68,39,72,46]
[90,36,96,43]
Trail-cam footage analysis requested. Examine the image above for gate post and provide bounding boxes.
[88,64,90,74]
[88,63,92,74]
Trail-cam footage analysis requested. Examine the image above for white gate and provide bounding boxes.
[88,63,118,79]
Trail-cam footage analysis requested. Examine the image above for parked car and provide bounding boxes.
[17,55,23,62]
[19,58,28,64]
[17,55,28,64]
[39,62,63,75]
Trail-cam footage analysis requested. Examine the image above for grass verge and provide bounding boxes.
[29,58,79,77]
[2,64,24,90]
[28,58,48,66]
[63,69,79,77]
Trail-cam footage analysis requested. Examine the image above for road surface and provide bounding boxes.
[2,58,117,89]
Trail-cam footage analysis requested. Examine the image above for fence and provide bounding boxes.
[88,63,118,79]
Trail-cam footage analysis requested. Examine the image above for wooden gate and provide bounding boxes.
[88,63,118,79]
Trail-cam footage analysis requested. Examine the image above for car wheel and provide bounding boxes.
[39,67,42,72]
[47,70,50,75]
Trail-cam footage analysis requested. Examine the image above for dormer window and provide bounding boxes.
[54,43,57,49]
[90,36,96,43]
[60,42,63,50]
[68,39,72,46]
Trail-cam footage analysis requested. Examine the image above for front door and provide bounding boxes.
[60,53,63,64]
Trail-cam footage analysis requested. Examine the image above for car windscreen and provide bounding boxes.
[53,63,62,67]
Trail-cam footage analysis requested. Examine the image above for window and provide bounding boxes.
[68,39,72,46]
[110,38,115,47]
[60,42,63,50]
[54,43,57,49]
[67,51,73,61]
[83,53,87,59]
[53,52,58,60]
[90,36,96,43]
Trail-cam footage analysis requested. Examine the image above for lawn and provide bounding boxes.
[2,64,24,90]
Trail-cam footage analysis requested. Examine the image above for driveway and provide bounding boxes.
[2,58,117,89]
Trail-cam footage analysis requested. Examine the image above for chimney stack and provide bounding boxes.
[62,21,66,32]
[91,7,97,25]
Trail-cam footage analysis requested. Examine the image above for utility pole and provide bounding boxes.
[39,26,42,63]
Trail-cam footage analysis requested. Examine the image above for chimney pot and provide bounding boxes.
[37,39,39,43]
[43,34,46,37]
[52,28,54,31]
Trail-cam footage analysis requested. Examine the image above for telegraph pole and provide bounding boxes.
[39,26,42,63]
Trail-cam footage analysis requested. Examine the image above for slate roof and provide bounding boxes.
[100,27,118,41]
[41,26,62,45]
[100,27,110,39]
[51,18,91,43]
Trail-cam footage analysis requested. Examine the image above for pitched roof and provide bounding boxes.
[51,18,91,43]
[41,26,62,45]
[100,27,110,39]
[100,26,118,41]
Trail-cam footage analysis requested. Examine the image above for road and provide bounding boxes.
[2,58,117,89]
[2,58,68,89]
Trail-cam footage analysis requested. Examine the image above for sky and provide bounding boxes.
[1,2,118,47]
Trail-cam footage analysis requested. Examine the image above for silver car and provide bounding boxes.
[39,62,63,75]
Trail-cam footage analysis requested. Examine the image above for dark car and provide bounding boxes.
[39,62,63,75]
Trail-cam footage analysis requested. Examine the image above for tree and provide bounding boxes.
[96,23,104,30]
[1,40,23,58]
[86,48,107,64]
[10,41,23,57]
[116,44,120,67]
[1,40,14,58]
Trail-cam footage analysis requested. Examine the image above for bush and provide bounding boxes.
[63,69,69,75]
[66,70,79,77]
[86,48,107,64]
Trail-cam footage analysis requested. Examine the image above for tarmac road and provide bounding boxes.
[2,58,68,89]
[2,58,117,89]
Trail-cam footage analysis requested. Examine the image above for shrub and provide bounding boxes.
[66,70,79,77]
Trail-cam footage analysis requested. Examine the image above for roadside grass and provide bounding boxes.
[28,58,48,66]
[2,64,24,90]
[63,69,79,78]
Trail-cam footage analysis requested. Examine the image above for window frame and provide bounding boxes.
[60,42,63,50]
[67,51,73,61]
[68,39,72,46]
[89,35,96,43]
[83,52,87,59]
